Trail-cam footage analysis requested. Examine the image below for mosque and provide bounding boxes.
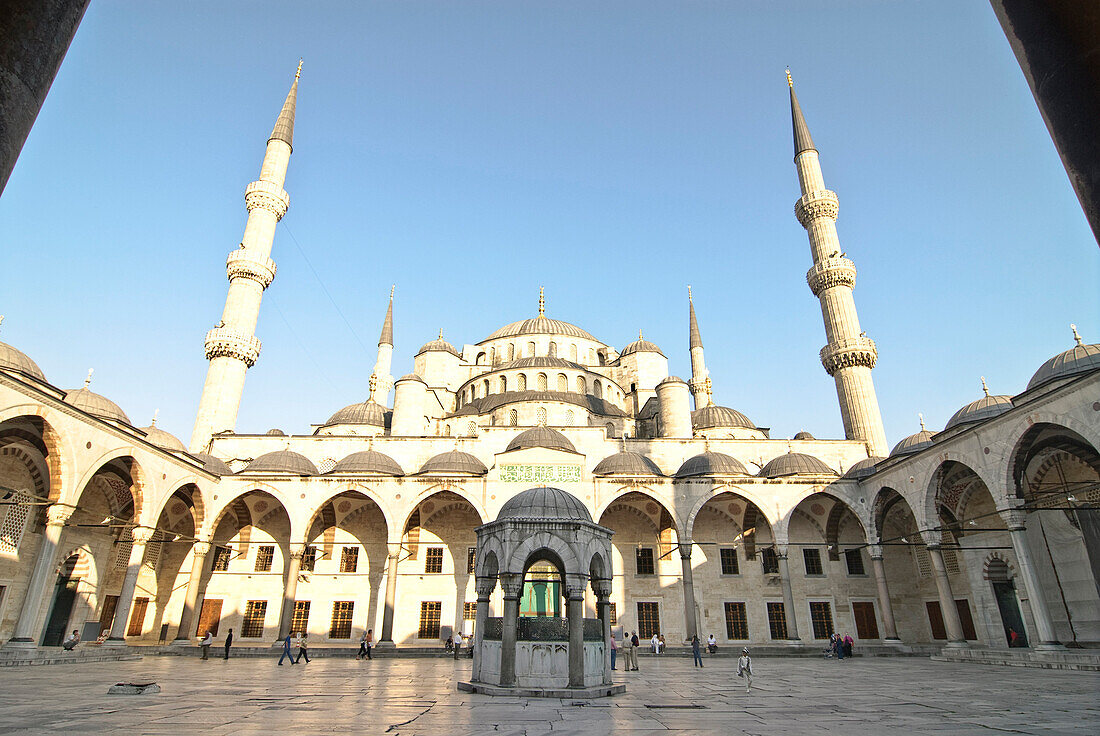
[0,67,1097,657]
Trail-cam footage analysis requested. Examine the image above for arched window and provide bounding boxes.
[605,422,614,437]
[499,376,507,393]
[490,347,496,364]
[548,341,558,358]
[588,348,595,364]
[508,343,515,361]
[537,373,548,391]
[467,421,478,437]
[469,386,476,401]
[476,352,487,366]
[565,410,574,426]
[556,373,568,392]
[576,376,586,394]
[593,379,602,399]
[527,341,535,357]
[536,407,547,426]
[509,408,518,427]
[569,344,578,362]
[444,424,452,436]
[483,379,490,396]
[518,373,527,391]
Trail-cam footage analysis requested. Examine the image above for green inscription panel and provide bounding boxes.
[500,465,582,483]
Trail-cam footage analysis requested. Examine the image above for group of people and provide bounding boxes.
[648,633,667,653]
[609,631,640,671]
[278,632,310,664]
[828,632,855,660]
[198,629,232,660]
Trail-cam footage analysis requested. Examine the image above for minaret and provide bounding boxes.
[372,285,395,403]
[189,63,300,452]
[687,286,709,409]
[788,70,888,456]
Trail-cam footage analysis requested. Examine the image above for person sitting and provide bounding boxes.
[707,633,717,654]
[658,634,666,653]
[62,630,80,651]
[444,635,454,652]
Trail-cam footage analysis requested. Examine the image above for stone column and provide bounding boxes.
[1001,508,1064,649]
[499,574,523,688]
[679,542,698,641]
[5,504,74,647]
[173,540,211,642]
[927,544,967,646]
[565,576,586,688]
[105,526,155,644]
[380,550,400,643]
[277,543,305,640]
[593,579,613,685]
[776,549,802,641]
[472,576,495,682]
[869,544,899,641]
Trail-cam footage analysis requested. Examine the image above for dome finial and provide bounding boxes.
[786,67,793,88]
[0,315,4,332]
[84,368,94,388]
[438,327,444,340]
[918,412,926,431]
[638,329,644,340]
[295,58,303,80]
[151,409,159,427]
[538,286,545,317]
[1071,323,1083,346]
[980,376,990,397]
[368,373,378,403]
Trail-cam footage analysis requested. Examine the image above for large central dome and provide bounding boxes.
[486,315,598,342]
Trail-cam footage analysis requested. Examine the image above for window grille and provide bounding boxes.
[518,374,527,391]
[211,546,232,572]
[483,379,490,396]
[609,602,617,625]
[724,602,749,639]
[809,601,834,639]
[425,547,444,573]
[467,547,476,574]
[766,602,788,639]
[593,380,602,399]
[803,548,824,576]
[241,600,267,638]
[302,545,318,572]
[254,545,274,572]
[576,376,586,394]
[419,601,442,639]
[527,341,535,357]
[317,457,336,473]
[509,409,518,427]
[291,601,310,635]
[467,421,477,437]
[570,344,578,362]
[536,408,547,426]
[114,539,133,571]
[720,548,739,575]
[329,601,354,639]
[499,376,507,393]
[637,602,660,639]
[0,502,31,554]
[340,546,359,573]
[548,342,558,357]
[508,343,515,361]
[557,374,568,392]
[565,410,574,426]
[537,373,548,391]
[760,548,779,574]
[463,602,477,621]
[845,549,866,575]
[635,547,655,575]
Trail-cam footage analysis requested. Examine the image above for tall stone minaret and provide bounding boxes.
[687,286,709,409]
[372,285,395,403]
[788,71,888,456]
[189,64,300,453]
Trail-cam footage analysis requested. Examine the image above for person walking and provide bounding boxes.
[843,632,854,659]
[629,632,640,671]
[199,630,213,660]
[358,630,369,660]
[610,631,618,671]
[278,632,296,665]
[294,632,311,663]
[223,628,233,659]
[691,635,704,667]
[737,648,753,693]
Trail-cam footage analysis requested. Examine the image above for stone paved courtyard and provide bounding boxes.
[1,654,1097,735]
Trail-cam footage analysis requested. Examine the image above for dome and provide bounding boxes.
[324,401,388,427]
[945,393,1013,430]
[657,376,687,387]
[64,387,130,424]
[592,452,664,476]
[0,341,46,382]
[419,450,488,475]
[759,452,837,478]
[242,449,318,475]
[676,451,750,478]
[1027,328,1100,390]
[691,404,755,430]
[487,316,598,342]
[396,373,426,384]
[192,452,233,476]
[329,450,404,476]
[505,426,577,454]
[140,424,186,452]
[620,335,665,358]
[417,334,461,358]
[266,428,286,436]
[793,431,816,440]
[500,356,584,371]
[844,456,886,480]
[890,429,935,457]
[497,486,592,522]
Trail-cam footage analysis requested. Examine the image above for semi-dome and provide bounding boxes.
[793,431,816,440]
[1027,326,1100,390]
[692,404,755,430]
[0,341,46,382]
[619,334,665,358]
[759,452,837,477]
[676,451,750,477]
[486,316,597,342]
[140,424,186,452]
[504,426,577,454]
[945,384,1013,430]
[242,449,318,475]
[417,333,461,357]
[419,450,488,475]
[266,428,286,436]
[64,387,130,424]
[592,451,663,476]
[498,486,592,522]
[890,429,935,457]
[329,450,404,476]
[324,401,388,427]
[843,456,885,480]
[192,452,233,476]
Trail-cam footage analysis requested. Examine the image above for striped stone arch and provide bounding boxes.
[0,442,47,499]
[0,408,72,502]
[982,551,1017,582]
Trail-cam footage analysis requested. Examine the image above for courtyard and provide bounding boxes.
[1,654,1096,735]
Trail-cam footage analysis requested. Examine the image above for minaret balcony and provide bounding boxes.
[244,179,290,220]
[819,336,877,375]
[226,249,277,288]
[204,328,262,367]
[794,189,839,227]
[806,257,856,296]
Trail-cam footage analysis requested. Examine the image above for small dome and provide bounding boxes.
[759,452,836,478]
[396,373,426,384]
[324,401,388,427]
[498,486,592,522]
[64,387,130,424]
[505,426,577,454]
[620,336,665,358]
[266,428,286,436]
[692,405,755,430]
[140,424,186,452]
[844,456,886,480]
[0,341,46,382]
[242,449,318,475]
[1028,330,1100,390]
[592,452,664,476]
[487,316,597,342]
[417,335,461,358]
[890,430,936,457]
[192,452,233,476]
[676,451,750,478]
[945,393,1013,430]
[329,450,404,476]
[419,450,488,475]
[657,376,687,387]
[793,431,816,440]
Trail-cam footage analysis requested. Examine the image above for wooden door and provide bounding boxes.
[99,595,119,637]
[196,598,222,637]
[852,601,879,639]
[955,599,977,640]
[925,601,947,640]
[127,597,149,636]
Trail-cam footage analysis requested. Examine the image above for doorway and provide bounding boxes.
[42,556,79,646]
[988,559,1028,646]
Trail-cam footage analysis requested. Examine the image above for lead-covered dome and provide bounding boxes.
[676,451,750,477]
[619,334,665,358]
[945,385,1013,430]
[593,451,664,476]
[140,424,186,452]
[241,449,318,475]
[0,341,46,382]
[759,452,836,477]
[329,450,404,476]
[692,404,755,430]
[505,426,577,454]
[417,333,461,357]
[1027,326,1100,390]
[487,315,597,342]
[844,456,885,480]
[890,429,935,457]
[793,431,816,440]
[192,452,233,476]
[64,387,130,424]
[498,486,592,522]
[324,401,388,428]
[419,450,488,475]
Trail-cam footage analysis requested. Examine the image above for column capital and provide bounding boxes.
[130,526,156,545]
[867,543,884,559]
[475,576,497,599]
[678,541,694,560]
[591,578,613,599]
[998,507,1028,531]
[774,545,790,560]
[500,574,523,599]
[192,540,212,557]
[45,504,74,526]
[288,542,307,559]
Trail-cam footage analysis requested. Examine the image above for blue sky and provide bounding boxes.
[1,1,1095,447]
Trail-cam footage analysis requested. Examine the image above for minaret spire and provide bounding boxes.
[379,285,394,346]
[190,66,299,452]
[789,72,888,456]
[373,286,396,404]
[687,286,709,409]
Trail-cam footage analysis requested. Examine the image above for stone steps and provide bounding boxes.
[0,649,143,667]
[931,646,1100,671]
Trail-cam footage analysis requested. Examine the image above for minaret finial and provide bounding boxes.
[704,376,714,407]
[687,285,692,302]
[296,58,303,80]
[389,284,395,301]
[919,413,926,431]
[788,68,816,157]
[980,376,990,397]
[538,286,545,317]
[378,288,394,347]
[1071,323,1083,346]
[0,315,4,332]
[368,373,378,403]
[151,409,159,427]
[84,368,94,388]
[786,67,793,88]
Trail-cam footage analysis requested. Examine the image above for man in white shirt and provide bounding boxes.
[199,631,213,660]
[650,633,660,653]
